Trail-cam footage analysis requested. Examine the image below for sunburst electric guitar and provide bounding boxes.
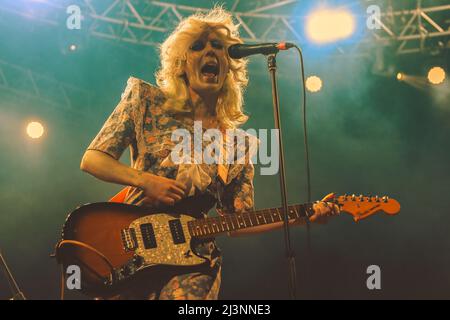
[54,193,400,297]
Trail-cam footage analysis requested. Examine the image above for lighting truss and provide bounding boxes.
[368,2,450,55]
[0,0,449,56]
[0,59,90,114]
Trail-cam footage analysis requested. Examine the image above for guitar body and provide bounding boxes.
[56,196,216,298]
[55,193,400,298]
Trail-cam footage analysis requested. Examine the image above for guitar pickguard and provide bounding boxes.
[128,213,207,267]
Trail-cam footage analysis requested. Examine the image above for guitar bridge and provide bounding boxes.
[121,228,137,251]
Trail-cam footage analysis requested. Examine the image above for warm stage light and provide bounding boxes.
[69,44,77,51]
[397,73,404,81]
[306,76,322,93]
[428,67,446,85]
[306,8,356,44]
[26,121,44,139]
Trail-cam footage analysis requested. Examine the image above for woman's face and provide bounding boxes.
[184,31,230,95]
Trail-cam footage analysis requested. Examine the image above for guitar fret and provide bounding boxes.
[207,220,214,234]
[224,215,230,230]
[268,209,274,223]
[272,209,281,222]
[216,218,224,233]
[222,219,229,231]
[248,213,254,227]
[262,210,268,223]
[254,213,261,226]
[192,223,198,237]
[275,208,282,221]
[261,213,266,225]
[227,215,235,231]
[234,215,241,229]
[288,207,295,219]
[293,206,299,219]
[211,220,219,233]
[203,224,209,235]
[237,214,245,228]
[216,218,223,233]
[243,214,251,227]
[255,213,261,225]
[189,221,196,236]
[240,215,246,228]
[249,212,257,226]
[233,215,241,230]
[263,210,270,223]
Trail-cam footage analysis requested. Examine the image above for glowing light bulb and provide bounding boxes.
[26,121,44,139]
[306,8,356,44]
[428,67,446,85]
[306,76,323,93]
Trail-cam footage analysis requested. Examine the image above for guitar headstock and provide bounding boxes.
[334,194,400,222]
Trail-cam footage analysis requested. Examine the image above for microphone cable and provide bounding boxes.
[293,45,312,256]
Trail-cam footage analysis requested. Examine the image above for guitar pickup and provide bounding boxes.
[140,223,157,249]
[121,228,137,251]
[169,219,186,244]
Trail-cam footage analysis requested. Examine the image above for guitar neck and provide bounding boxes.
[187,203,310,238]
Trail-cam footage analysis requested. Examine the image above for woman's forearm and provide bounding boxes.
[80,149,145,188]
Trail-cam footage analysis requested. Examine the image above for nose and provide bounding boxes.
[205,50,216,57]
[205,42,216,53]
[204,47,218,61]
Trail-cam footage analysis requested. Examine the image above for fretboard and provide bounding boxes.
[187,204,310,238]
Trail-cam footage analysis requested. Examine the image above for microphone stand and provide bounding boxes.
[0,249,26,300]
[266,53,297,299]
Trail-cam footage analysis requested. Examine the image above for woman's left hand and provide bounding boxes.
[309,196,341,223]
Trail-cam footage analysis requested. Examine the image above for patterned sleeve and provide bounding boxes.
[87,78,141,160]
[218,162,255,214]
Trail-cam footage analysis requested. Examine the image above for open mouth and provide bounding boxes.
[200,62,219,83]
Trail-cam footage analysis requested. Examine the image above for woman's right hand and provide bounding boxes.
[138,172,187,206]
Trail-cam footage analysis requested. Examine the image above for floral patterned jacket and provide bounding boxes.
[87,77,256,216]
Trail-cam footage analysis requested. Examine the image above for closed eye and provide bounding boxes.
[190,40,205,51]
[190,39,223,51]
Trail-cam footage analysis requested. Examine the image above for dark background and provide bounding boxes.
[0,0,449,299]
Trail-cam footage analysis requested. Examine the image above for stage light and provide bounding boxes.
[397,73,404,81]
[427,67,446,85]
[69,44,77,52]
[26,121,44,139]
[306,8,356,44]
[306,76,322,93]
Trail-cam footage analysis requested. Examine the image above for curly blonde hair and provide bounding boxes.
[156,6,249,129]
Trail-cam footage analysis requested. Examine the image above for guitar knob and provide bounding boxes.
[351,194,356,201]
[375,195,380,202]
[368,195,372,202]
[359,194,363,201]
[382,196,389,203]
[133,255,143,267]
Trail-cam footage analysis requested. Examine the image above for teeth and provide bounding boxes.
[201,64,219,75]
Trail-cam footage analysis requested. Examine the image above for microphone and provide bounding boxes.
[228,42,295,59]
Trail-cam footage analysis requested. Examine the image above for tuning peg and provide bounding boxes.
[359,194,364,201]
[375,195,380,202]
[351,194,356,201]
[382,196,389,203]
[367,195,372,202]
